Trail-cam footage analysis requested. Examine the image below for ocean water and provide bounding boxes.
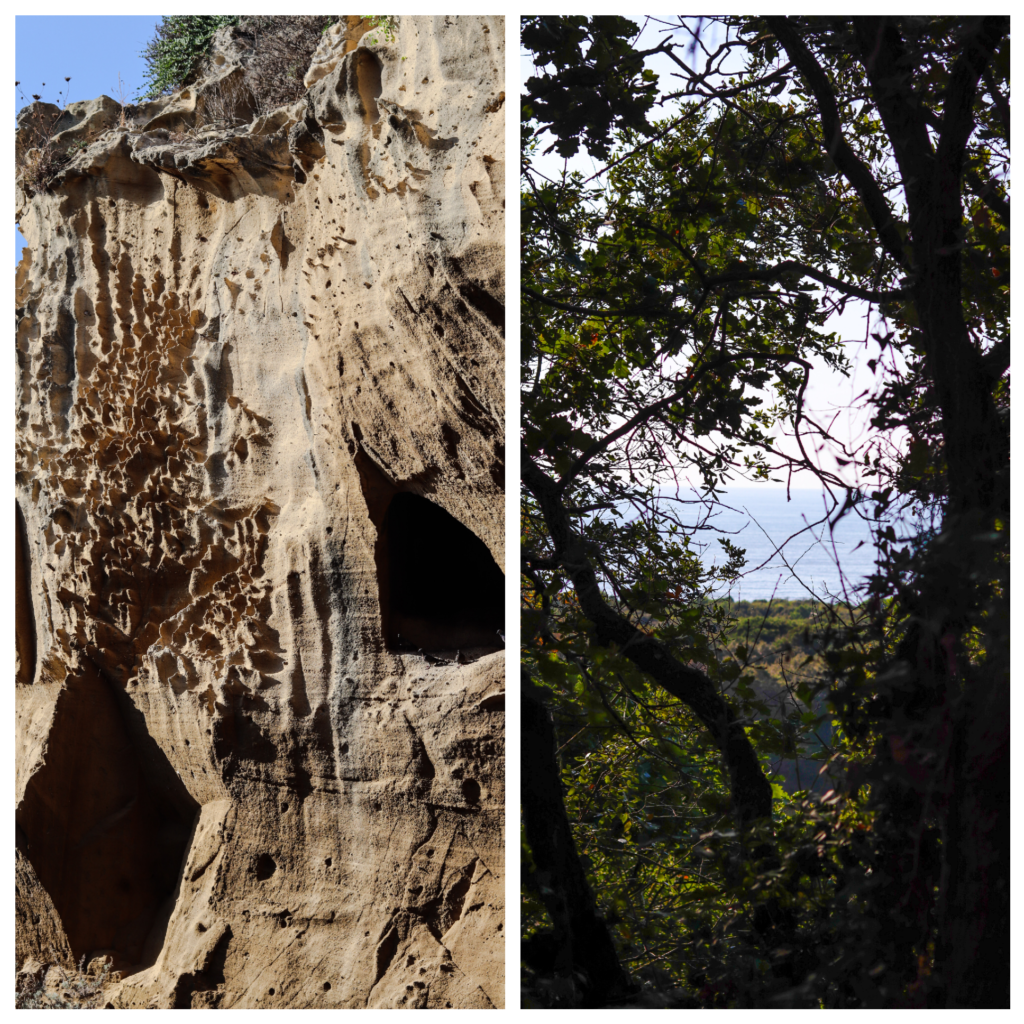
[656,488,880,602]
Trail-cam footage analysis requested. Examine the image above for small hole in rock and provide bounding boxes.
[325,857,332,867]
[461,778,481,804]
[323,981,331,991]
[281,802,289,812]
[269,988,275,996]
[255,853,277,880]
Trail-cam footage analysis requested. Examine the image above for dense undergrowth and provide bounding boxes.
[522,596,901,1008]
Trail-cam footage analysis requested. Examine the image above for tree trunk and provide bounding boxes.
[937,666,1010,1006]
[521,670,634,1006]
[773,18,1011,1004]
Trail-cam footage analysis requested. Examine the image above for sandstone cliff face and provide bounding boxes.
[15,16,505,1009]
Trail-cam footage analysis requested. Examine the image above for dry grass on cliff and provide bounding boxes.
[15,955,114,1009]
[17,17,357,192]
[146,15,338,124]
[138,16,338,138]
[233,15,336,114]
[18,143,72,194]
[15,79,77,193]
[13,76,128,193]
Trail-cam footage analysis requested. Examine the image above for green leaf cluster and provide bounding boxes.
[137,16,240,99]
[361,15,399,45]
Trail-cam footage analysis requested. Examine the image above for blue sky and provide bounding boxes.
[15,15,161,261]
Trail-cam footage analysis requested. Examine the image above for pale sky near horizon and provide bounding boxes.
[520,19,909,492]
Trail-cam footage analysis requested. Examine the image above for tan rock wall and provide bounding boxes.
[14,15,504,1009]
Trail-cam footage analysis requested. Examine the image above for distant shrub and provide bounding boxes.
[138,15,241,99]
[714,597,831,648]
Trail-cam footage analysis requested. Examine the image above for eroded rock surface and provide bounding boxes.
[14,15,505,1009]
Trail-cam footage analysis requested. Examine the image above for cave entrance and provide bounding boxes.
[16,664,199,977]
[382,492,504,653]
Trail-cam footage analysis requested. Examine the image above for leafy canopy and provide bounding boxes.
[521,14,1009,1009]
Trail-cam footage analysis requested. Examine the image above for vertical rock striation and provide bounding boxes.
[14,16,505,1009]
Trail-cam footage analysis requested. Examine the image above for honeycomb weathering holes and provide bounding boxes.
[381,492,503,652]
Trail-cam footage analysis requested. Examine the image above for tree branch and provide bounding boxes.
[852,18,935,206]
[522,453,773,826]
[524,255,910,322]
[703,259,911,302]
[966,170,1010,226]
[935,17,1009,177]
[560,348,813,492]
[980,62,1010,144]
[766,16,910,270]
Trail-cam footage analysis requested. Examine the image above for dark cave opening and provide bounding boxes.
[15,663,199,977]
[382,492,504,652]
